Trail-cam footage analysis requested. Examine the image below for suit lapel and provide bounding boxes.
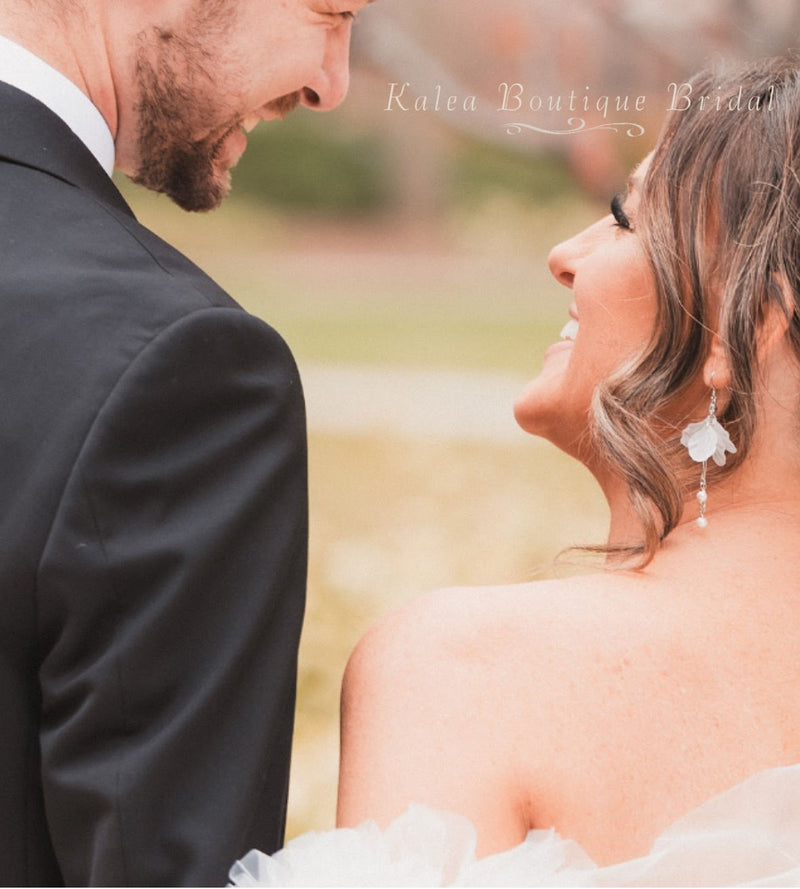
[0,80,134,218]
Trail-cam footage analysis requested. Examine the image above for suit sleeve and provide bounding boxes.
[35,308,308,887]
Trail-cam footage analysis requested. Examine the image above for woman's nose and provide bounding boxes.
[547,237,577,289]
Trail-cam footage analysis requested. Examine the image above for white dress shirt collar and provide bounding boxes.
[0,33,115,177]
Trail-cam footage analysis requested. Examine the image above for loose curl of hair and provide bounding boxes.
[589,56,800,566]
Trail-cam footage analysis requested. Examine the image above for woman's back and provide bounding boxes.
[338,507,800,865]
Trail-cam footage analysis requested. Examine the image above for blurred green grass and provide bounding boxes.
[292,431,606,837]
[122,180,609,839]
[121,180,600,372]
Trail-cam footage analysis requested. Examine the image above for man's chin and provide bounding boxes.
[169,171,232,213]
[131,152,233,213]
[184,173,232,213]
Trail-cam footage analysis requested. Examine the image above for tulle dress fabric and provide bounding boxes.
[229,763,800,887]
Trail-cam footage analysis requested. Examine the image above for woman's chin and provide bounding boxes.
[513,370,588,455]
[514,357,571,432]
[513,379,564,438]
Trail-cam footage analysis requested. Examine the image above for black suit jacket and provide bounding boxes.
[0,82,308,886]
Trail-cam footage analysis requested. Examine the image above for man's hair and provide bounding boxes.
[588,56,800,563]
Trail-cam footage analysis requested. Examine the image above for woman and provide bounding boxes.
[233,57,800,885]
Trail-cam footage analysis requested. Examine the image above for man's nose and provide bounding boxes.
[301,28,352,112]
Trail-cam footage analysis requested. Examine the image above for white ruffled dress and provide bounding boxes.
[229,764,800,886]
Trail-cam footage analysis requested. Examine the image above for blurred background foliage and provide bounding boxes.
[232,117,581,216]
[233,120,391,216]
[121,0,800,840]
[222,0,800,220]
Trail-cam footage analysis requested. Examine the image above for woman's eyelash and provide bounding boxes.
[611,193,632,230]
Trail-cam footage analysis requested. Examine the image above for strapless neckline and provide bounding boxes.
[230,762,800,886]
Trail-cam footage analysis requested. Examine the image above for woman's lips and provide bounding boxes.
[543,317,579,360]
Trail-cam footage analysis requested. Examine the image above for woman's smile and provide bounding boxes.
[514,155,657,459]
[543,315,580,360]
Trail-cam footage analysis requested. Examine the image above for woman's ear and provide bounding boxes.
[703,274,793,390]
[702,335,732,390]
[758,273,793,357]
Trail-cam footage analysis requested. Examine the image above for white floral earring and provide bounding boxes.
[680,377,736,528]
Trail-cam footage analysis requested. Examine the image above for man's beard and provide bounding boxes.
[130,44,300,212]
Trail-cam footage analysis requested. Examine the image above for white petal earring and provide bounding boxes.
[679,378,736,528]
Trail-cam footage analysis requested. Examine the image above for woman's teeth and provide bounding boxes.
[560,319,579,341]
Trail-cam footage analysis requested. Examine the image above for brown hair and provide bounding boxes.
[590,56,800,564]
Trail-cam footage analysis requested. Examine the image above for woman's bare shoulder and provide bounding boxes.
[342,570,686,722]
[351,569,676,657]
[337,571,691,846]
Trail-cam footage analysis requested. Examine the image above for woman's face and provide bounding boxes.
[514,155,658,462]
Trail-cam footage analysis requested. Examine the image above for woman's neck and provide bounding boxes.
[596,454,800,563]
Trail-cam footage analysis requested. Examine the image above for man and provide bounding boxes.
[0,0,370,884]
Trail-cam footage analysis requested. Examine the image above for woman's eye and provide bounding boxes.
[611,193,632,231]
